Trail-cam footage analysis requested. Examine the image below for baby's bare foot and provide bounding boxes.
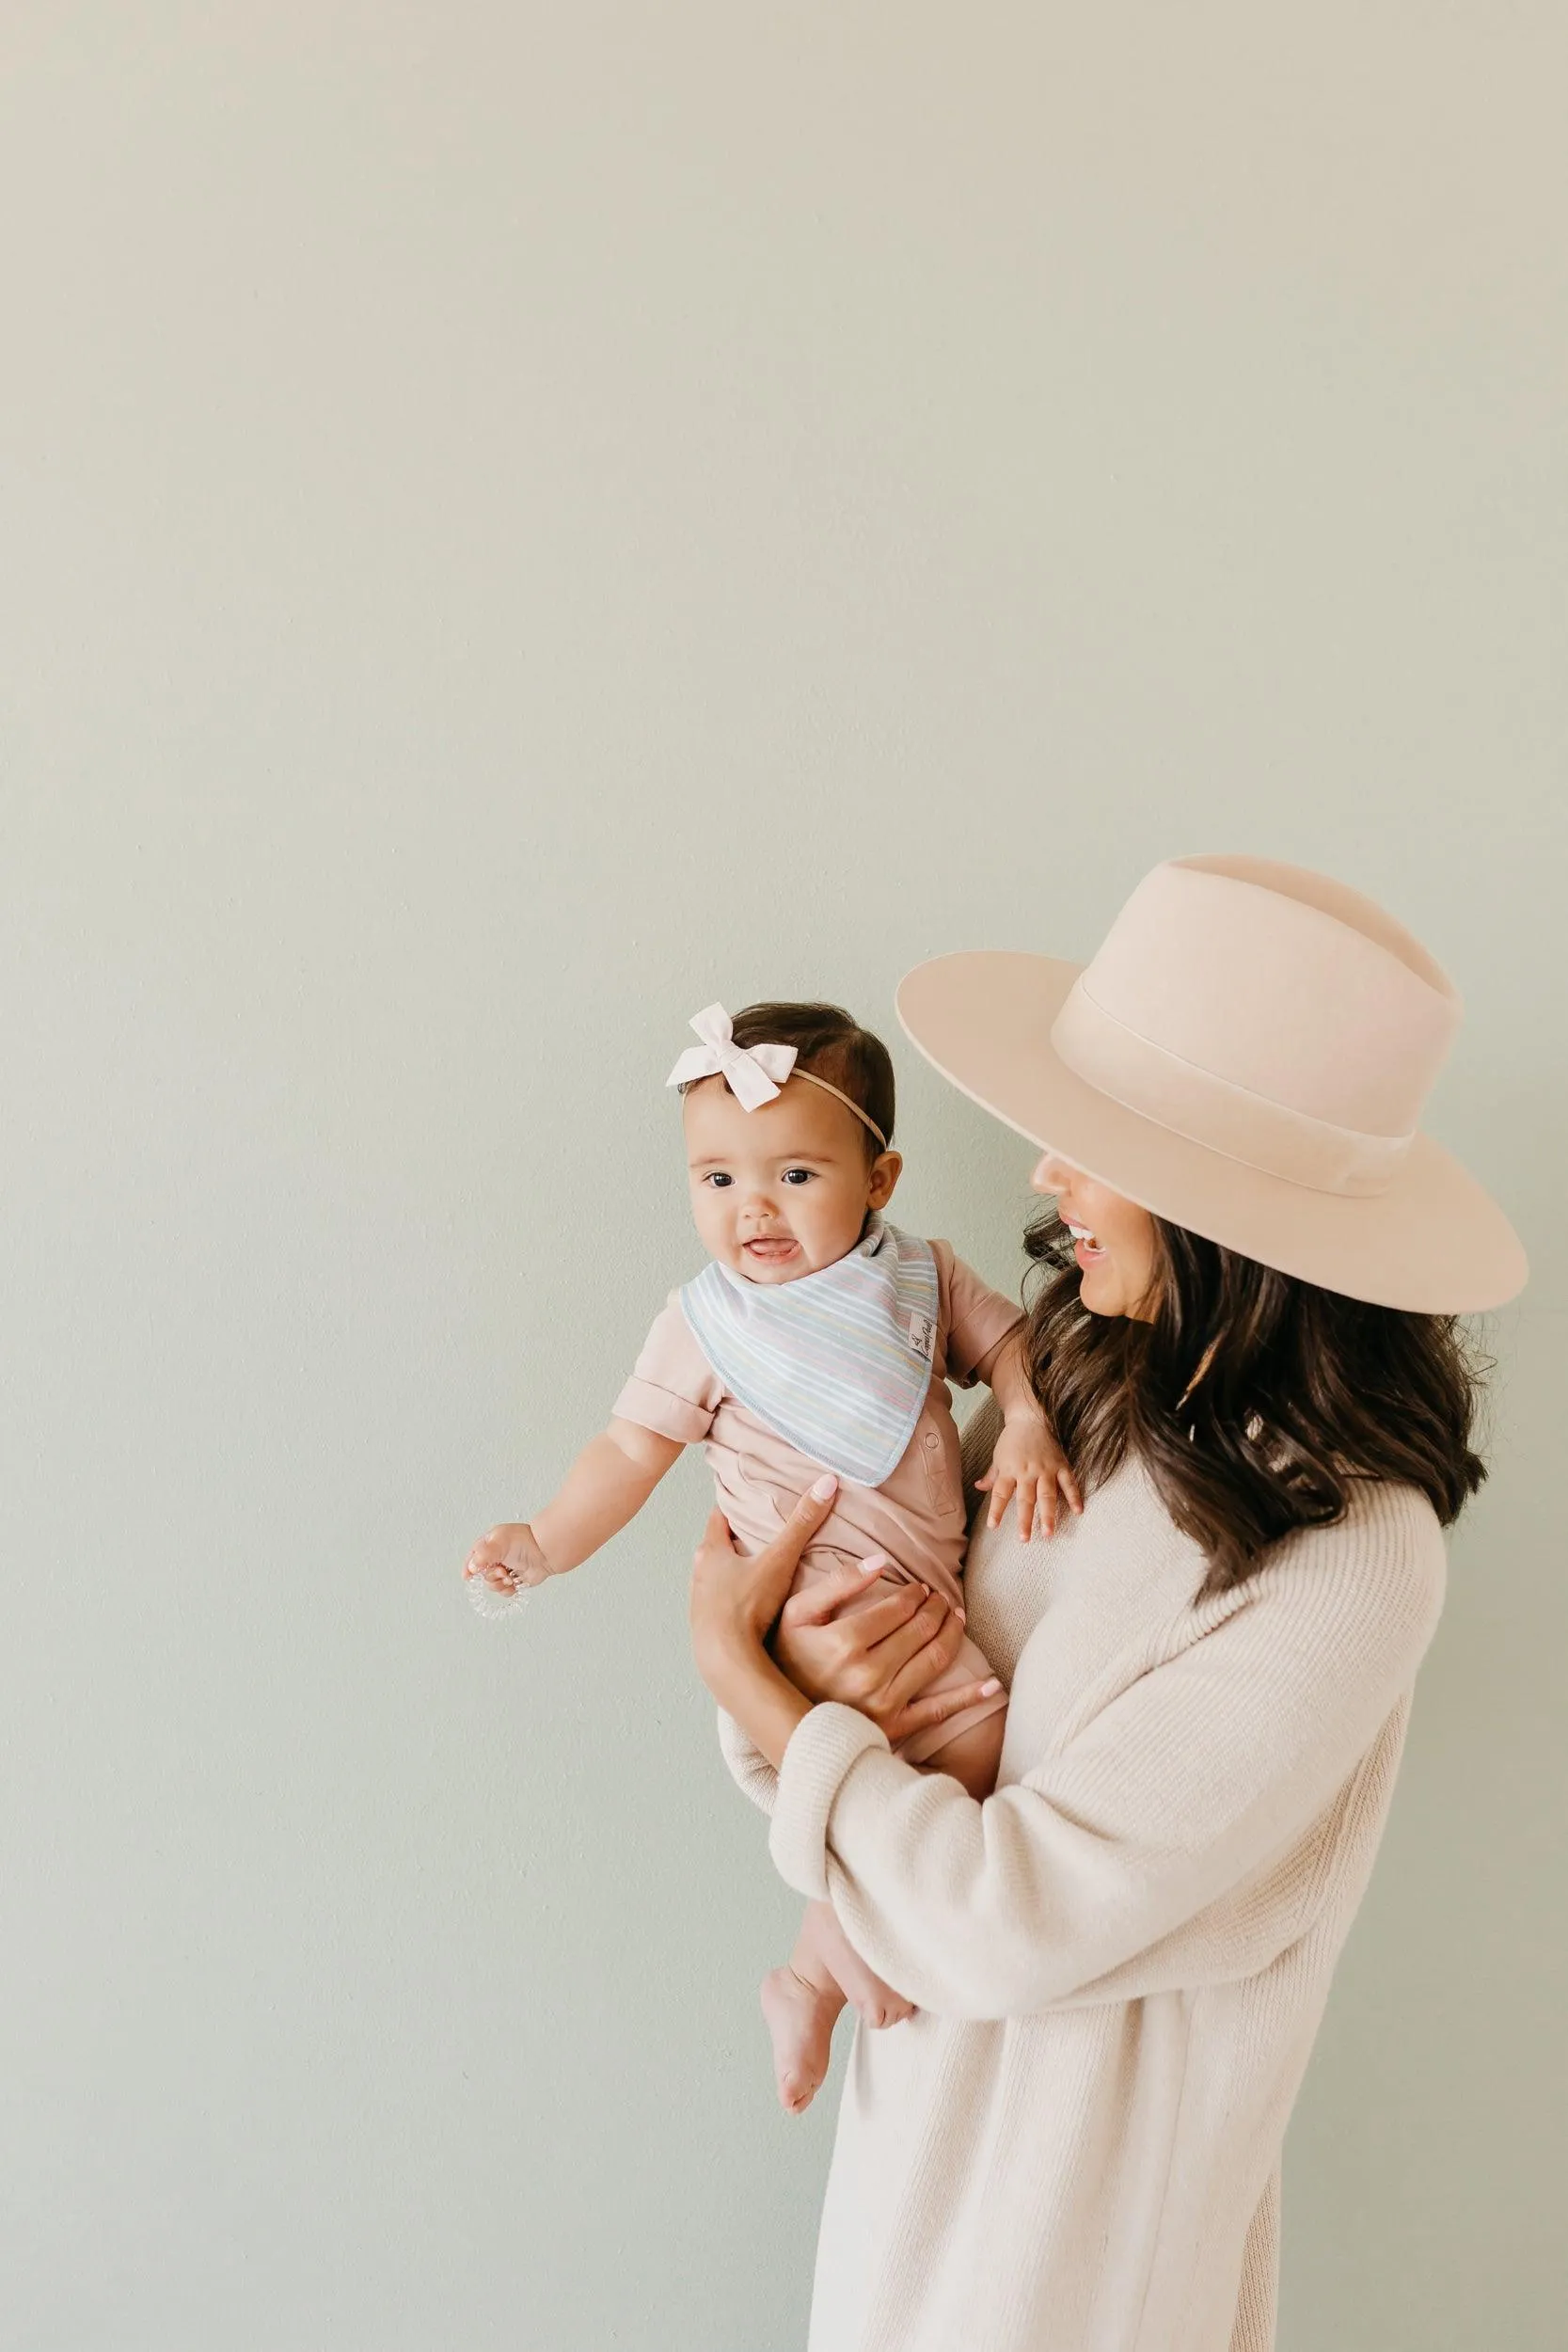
[759,1966,842,2117]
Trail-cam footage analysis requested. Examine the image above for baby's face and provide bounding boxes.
[682,1075,901,1283]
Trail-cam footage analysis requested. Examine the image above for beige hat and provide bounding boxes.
[895,853,1527,1312]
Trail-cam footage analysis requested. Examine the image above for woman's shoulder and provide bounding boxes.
[1271,1470,1446,1564]
[1239,1474,1449,1653]
[978,1436,1445,1634]
[1125,1470,1449,1717]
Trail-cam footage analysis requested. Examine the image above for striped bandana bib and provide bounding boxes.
[679,1216,941,1488]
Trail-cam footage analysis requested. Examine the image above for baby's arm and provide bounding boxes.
[970,1326,1082,1540]
[465,1417,685,1598]
[974,1323,1061,1436]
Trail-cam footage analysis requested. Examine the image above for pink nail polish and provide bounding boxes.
[978,1678,1001,1697]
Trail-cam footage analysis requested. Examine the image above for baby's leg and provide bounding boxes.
[757,1545,990,2116]
[760,1899,915,2117]
[922,1700,1006,1800]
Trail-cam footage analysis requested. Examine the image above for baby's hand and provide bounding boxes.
[974,1411,1083,1541]
[463,1522,554,1602]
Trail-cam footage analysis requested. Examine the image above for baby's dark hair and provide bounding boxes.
[684,1001,895,1159]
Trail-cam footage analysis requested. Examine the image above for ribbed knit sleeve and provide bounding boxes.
[768,1481,1446,2020]
[716,1702,779,1816]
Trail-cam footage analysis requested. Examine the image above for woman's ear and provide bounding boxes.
[867,1150,903,1209]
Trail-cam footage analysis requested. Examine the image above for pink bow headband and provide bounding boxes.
[666,1004,889,1149]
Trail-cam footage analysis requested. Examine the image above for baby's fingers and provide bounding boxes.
[985,1471,1016,1530]
[463,1560,516,1594]
[1058,1463,1085,1516]
[465,1560,514,1589]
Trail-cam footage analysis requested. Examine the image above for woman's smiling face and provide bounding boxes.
[1031,1153,1161,1322]
[683,1075,902,1283]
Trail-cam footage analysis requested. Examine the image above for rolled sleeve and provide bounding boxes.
[611,1375,713,1445]
[768,1703,892,1900]
[940,1243,1025,1387]
[611,1294,723,1445]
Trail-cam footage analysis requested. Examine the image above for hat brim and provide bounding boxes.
[895,951,1528,1313]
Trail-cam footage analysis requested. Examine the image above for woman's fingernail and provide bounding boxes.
[978,1678,1001,1697]
[810,1473,837,1500]
[860,1552,886,1577]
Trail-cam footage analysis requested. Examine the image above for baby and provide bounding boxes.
[464,1000,1077,2115]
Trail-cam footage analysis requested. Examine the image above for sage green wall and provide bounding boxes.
[2,8,1561,2348]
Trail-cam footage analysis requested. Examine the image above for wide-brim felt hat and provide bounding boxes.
[895,853,1527,1313]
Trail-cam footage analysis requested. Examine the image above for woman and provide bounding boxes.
[689,855,1527,2352]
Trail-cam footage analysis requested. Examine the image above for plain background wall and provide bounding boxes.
[2,8,1563,2347]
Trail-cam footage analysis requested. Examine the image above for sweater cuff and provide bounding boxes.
[768,1704,892,1900]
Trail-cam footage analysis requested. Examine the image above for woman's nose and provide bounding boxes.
[1031,1152,1069,1195]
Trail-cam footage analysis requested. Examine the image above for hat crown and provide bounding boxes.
[1050,857,1462,1199]
[1084,858,1458,1132]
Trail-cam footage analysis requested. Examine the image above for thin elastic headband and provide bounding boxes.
[665,1001,889,1150]
[784,1067,888,1149]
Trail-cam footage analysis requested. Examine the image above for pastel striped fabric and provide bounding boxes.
[679,1216,940,1487]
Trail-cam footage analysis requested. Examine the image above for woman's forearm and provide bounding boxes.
[706,1645,814,1772]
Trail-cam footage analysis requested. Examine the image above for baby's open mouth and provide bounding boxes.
[744,1237,799,1258]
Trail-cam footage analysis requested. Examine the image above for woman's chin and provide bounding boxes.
[1078,1266,1121,1317]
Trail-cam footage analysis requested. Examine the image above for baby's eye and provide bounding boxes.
[704,1172,734,1189]
[782,1168,815,1185]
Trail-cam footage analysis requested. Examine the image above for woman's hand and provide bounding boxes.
[688,1475,999,1758]
[689,1472,841,1695]
[770,1561,1000,1750]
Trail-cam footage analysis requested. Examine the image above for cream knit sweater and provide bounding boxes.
[718,1401,1448,2352]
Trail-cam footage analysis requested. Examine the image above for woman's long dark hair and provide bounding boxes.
[1023,1203,1490,1600]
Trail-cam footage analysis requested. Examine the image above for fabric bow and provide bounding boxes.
[665,1003,798,1110]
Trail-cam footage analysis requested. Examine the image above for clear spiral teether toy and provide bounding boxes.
[468,1573,531,1620]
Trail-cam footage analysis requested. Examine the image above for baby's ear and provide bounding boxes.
[868,1149,903,1207]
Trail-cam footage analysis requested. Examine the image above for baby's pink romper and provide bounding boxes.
[613,1239,1019,1764]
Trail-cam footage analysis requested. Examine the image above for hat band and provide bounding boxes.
[1050,981,1414,1199]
